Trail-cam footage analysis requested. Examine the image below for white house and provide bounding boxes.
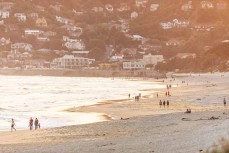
[193,24,215,31]
[132,35,143,41]
[92,7,104,12]
[160,22,173,29]
[64,41,85,50]
[136,0,148,7]
[110,53,124,62]
[56,16,73,24]
[131,11,138,19]
[201,1,214,9]
[0,37,10,46]
[14,13,26,22]
[173,19,190,28]
[61,25,83,33]
[181,1,193,11]
[123,60,145,69]
[51,55,95,69]
[142,54,164,65]
[25,29,43,36]
[166,39,181,46]
[0,9,9,18]
[150,4,159,12]
[11,43,33,52]
[161,19,190,29]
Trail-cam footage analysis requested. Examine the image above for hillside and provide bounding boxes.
[0,0,228,71]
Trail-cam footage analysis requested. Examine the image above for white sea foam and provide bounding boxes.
[0,76,164,131]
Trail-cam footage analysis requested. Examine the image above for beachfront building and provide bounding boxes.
[142,54,164,65]
[123,60,145,69]
[51,55,95,69]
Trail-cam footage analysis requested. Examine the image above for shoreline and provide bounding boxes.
[0,69,165,78]
[1,110,229,153]
[1,72,229,152]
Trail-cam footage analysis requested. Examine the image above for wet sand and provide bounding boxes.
[1,73,229,153]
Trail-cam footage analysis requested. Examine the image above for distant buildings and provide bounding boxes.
[123,60,145,69]
[51,55,95,69]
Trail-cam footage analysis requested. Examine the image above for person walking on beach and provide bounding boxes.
[11,118,16,132]
[159,100,162,108]
[163,100,166,107]
[34,118,39,130]
[128,93,130,99]
[29,117,33,131]
[165,92,168,97]
[157,92,159,98]
[167,100,170,107]
[224,98,226,106]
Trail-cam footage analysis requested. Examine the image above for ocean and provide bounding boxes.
[0,76,164,131]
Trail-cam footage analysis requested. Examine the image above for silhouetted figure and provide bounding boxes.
[163,100,166,107]
[224,98,226,106]
[167,100,169,107]
[11,118,16,132]
[159,100,162,108]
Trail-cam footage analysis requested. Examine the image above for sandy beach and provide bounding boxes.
[1,73,229,153]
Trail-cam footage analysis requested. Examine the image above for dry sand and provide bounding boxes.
[1,72,229,153]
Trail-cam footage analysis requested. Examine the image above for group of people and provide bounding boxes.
[129,93,141,102]
[159,100,170,108]
[11,117,40,132]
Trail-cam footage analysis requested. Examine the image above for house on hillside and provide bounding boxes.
[119,19,130,33]
[160,22,173,29]
[175,53,196,59]
[37,37,50,42]
[11,43,33,52]
[117,3,130,12]
[150,4,159,12]
[92,7,104,12]
[14,13,26,22]
[50,3,63,12]
[131,11,138,19]
[64,41,85,50]
[61,25,83,33]
[42,31,57,37]
[217,1,227,10]
[192,24,216,31]
[36,17,48,27]
[166,39,181,47]
[0,37,10,46]
[56,16,74,25]
[105,4,114,12]
[25,29,43,37]
[201,1,214,9]
[110,53,124,62]
[181,1,193,11]
[0,9,10,18]
[28,13,39,20]
[131,35,143,41]
[135,0,148,7]
[173,19,190,28]
[161,19,190,29]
